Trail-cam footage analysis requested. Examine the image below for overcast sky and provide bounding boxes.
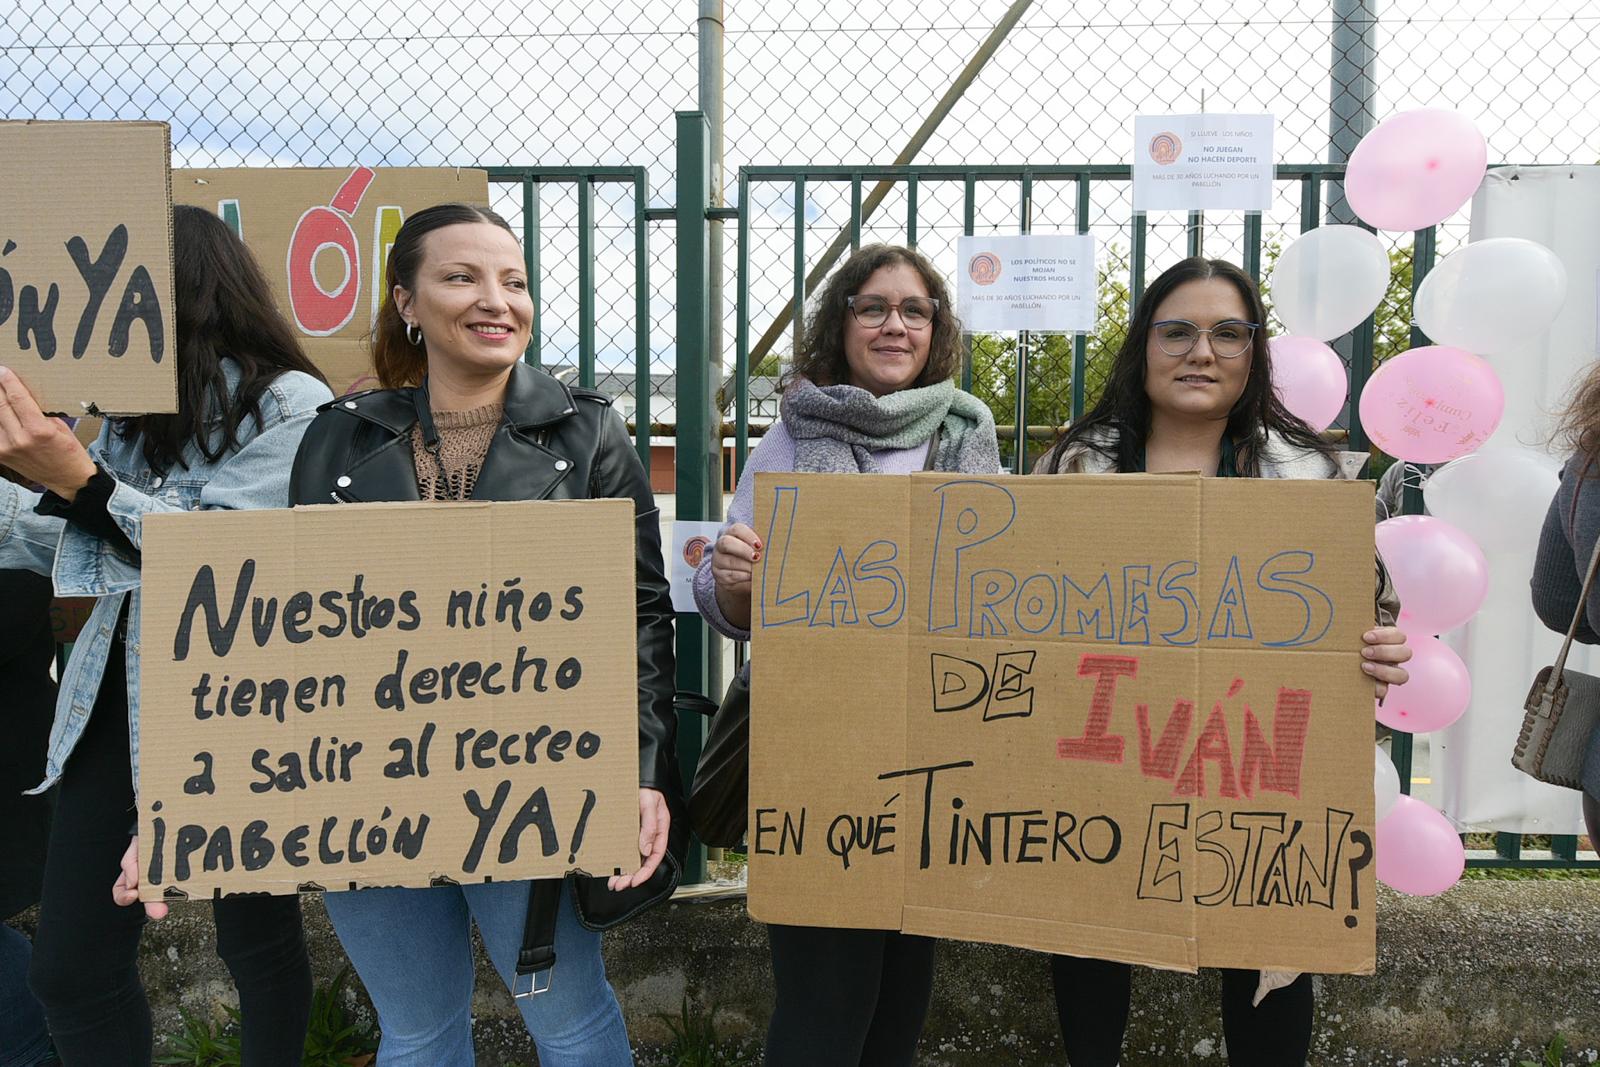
[6,1,1596,400]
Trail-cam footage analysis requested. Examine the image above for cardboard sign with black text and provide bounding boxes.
[748,473,1377,974]
[172,168,491,396]
[137,500,639,899]
[0,121,176,414]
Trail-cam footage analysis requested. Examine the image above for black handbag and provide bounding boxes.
[1514,533,1600,792]
[687,672,751,848]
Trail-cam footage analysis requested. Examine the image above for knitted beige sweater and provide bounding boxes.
[410,403,503,500]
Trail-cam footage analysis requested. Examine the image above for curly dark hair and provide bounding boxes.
[1037,256,1334,476]
[781,243,962,392]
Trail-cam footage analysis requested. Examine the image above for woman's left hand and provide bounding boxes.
[0,366,96,500]
[1362,626,1412,701]
[608,788,670,892]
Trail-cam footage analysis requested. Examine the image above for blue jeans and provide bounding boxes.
[323,880,632,1067]
[1,924,54,1067]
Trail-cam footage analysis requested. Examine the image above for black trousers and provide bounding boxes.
[1052,955,1313,1067]
[765,924,936,1067]
[26,639,312,1067]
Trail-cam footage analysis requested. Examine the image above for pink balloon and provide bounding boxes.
[1375,794,1465,896]
[1345,109,1488,232]
[1374,515,1489,635]
[1270,336,1348,432]
[1358,346,1504,464]
[1375,636,1471,733]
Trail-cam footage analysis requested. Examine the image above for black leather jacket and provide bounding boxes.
[287,362,679,795]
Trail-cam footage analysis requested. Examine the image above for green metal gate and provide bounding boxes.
[659,115,1587,876]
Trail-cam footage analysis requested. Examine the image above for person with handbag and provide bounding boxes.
[693,243,1001,1067]
[0,206,327,1066]
[288,202,681,1067]
[1032,256,1412,1067]
[1529,361,1600,847]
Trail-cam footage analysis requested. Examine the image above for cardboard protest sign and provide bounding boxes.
[137,500,639,899]
[0,121,176,414]
[748,473,1378,974]
[172,168,491,396]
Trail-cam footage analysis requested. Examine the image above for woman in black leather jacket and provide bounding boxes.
[289,202,678,1067]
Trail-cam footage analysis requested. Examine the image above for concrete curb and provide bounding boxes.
[9,878,1597,1065]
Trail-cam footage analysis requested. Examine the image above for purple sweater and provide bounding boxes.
[692,421,931,642]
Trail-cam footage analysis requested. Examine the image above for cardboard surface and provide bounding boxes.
[172,168,491,396]
[748,473,1377,974]
[0,121,176,415]
[137,500,640,899]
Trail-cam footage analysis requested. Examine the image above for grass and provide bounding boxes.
[155,966,377,1067]
[1519,1032,1569,1067]
[654,996,759,1067]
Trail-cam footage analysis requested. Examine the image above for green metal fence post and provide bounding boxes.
[578,179,596,388]
[524,179,542,367]
[633,171,652,471]
[674,111,715,885]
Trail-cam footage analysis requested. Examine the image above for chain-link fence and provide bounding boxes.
[6,1,1597,430]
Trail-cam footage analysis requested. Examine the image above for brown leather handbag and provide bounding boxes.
[1514,534,1600,790]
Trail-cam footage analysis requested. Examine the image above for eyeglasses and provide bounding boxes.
[1150,319,1259,359]
[847,295,938,329]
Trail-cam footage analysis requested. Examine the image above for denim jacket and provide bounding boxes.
[0,363,332,794]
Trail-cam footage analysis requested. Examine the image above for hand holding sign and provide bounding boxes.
[607,788,671,891]
[0,366,97,499]
[112,836,168,920]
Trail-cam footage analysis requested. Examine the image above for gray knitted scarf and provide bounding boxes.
[780,378,1001,474]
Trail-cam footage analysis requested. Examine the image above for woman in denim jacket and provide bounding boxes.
[0,205,332,1066]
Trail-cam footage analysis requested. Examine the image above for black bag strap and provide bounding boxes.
[513,877,563,998]
[1550,533,1600,689]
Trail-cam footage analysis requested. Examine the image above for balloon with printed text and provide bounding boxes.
[1358,346,1504,464]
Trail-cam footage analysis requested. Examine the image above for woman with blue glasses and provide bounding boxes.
[1035,256,1411,1067]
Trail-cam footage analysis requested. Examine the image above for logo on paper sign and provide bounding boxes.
[967,252,1002,286]
[682,535,711,568]
[1149,132,1182,165]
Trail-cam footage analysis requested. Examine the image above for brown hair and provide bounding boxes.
[1554,362,1600,466]
[116,204,326,471]
[780,243,962,392]
[371,203,520,388]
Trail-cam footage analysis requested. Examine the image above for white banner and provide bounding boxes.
[955,234,1096,333]
[1132,114,1274,212]
[1434,165,1600,834]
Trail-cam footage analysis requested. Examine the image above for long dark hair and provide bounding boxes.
[371,203,519,389]
[117,205,325,471]
[1038,256,1334,476]
[781,243,962,392]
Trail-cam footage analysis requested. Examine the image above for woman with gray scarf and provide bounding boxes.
[693,243,1000,1065]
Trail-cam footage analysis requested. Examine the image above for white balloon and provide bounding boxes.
[1268,226,1391,341]
[1421,445,1561,554]
[1375,744,1401,822]
[1415,238,1568,357]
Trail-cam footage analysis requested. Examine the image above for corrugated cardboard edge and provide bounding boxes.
[3,120,179,416]
[902,904,1201,973]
